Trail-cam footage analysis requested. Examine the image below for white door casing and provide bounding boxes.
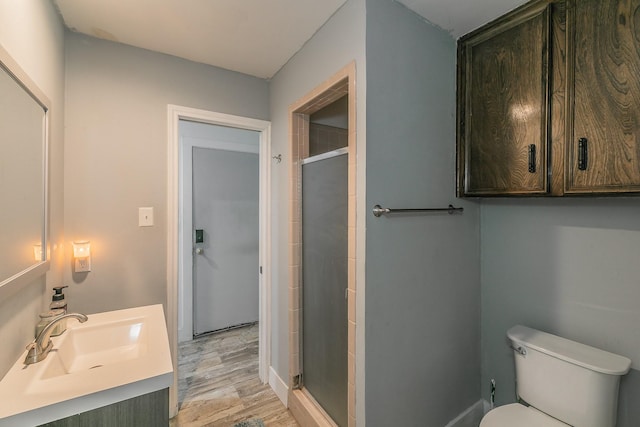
[167,105,271,417]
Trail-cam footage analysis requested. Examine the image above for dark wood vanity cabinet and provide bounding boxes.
[457,0,640,196]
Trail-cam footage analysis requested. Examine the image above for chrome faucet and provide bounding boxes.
[24,313,88,365]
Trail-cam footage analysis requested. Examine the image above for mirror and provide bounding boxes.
[0,44,50,294]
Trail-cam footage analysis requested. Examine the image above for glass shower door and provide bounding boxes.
[301,150,348,427]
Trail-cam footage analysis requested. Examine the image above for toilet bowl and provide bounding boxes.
[480,403,567,427]
[479,325,631,427]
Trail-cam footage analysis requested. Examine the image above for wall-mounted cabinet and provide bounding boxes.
[457,0,640,197]
[457,1,551,196]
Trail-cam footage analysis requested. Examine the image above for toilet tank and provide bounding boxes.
[507,325,631,427]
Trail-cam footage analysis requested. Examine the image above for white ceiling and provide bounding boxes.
[53,0,348,79]
[397,0,528,38]
[53,0,528,80]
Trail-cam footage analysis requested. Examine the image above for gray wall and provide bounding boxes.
[365,1,481,425]
[0,0,65,378]
[63,33,269,314]
[269,0,367,420]
[481,198,640,426]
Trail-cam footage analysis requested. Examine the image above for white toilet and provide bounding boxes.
[480,325,631,427]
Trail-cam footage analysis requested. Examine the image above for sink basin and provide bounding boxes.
[0,305,173,426]
[40,317,147,380]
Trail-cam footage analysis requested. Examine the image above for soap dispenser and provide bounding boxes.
[50,286,68,312]
[45,286,68,336]
[39,286,69,336]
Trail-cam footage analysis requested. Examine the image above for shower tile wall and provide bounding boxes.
[309,123,348,157]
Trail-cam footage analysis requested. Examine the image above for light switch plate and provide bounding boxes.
[139,207,154,227]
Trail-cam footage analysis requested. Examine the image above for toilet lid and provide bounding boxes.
[480,404,569,427]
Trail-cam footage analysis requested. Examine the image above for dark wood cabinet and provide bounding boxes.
[457,2,551,196]
[565,0,640,194]
[457,0,640,196]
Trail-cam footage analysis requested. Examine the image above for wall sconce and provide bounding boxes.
[33,244,43,262]
[72,240,91,272]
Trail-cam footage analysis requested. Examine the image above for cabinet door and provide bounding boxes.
[458,3,550,196]
[566,0,640,193]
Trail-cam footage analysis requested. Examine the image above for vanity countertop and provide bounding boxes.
[0,304,173,426]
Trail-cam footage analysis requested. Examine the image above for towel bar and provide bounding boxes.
[372,204,463,217]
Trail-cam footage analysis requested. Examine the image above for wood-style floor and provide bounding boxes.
[170,324,299,427]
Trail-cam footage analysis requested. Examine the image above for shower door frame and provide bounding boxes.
[288,62,357,427]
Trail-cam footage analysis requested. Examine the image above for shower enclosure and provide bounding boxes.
[300,148,348,427]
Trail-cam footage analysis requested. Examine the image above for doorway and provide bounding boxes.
[167,106,272,417]
[183,122,260,336]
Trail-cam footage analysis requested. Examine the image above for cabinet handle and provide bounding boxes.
[578,137,588,170]
[528,144,536,173]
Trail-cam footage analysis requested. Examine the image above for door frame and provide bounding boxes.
[167,105,272,416]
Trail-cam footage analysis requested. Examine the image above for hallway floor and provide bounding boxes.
[170,324,299,427]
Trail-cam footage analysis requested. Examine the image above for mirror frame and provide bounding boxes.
[0,43,50,299]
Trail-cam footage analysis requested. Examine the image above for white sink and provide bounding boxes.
[40,316,147,380]
[0,305,173,426]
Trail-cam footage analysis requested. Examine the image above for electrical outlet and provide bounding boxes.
[75,257,91,272]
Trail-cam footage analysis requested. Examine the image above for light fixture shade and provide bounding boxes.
[33,244,43,261]
[73,241,91,258]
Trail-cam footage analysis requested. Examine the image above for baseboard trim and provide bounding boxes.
[269,366,289,406]
[444,399,485,427]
